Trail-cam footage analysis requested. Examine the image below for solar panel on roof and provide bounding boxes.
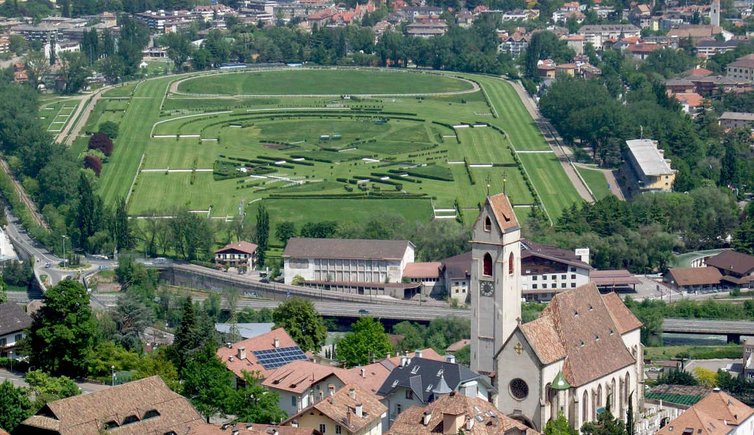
[253,346,307,369]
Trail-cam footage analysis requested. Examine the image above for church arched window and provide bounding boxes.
[624,373,631,408]
[508,252,515,275]
[582,391,589,424]
[484,216,491,232]
[483,253,493,276]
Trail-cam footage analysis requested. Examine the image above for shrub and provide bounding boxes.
[88,133,114,156]
[98,121,119,139]
[83,155,102,176]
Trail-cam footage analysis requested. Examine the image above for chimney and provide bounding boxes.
[466,417,475,431]
[355,403,363,418]
[445,354,456,364]
[416,349,423,358]
[238,346,246,360]
[349,388,356,400]
[360,368,366,378]
[291,420,299,428]
[400,356,408,367]
[423,411,432,426]
[273,337,280,348]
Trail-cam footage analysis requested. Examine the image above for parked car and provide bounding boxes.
[358,309,370,315]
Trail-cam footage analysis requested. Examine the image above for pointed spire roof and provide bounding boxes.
[432,373,452,395]
[551,371,570,391]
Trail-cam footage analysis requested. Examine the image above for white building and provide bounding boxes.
[283,238,414,285]
[577,24,641,50]
[520,239,592,302]
[470,193,644,432]
[0,302,32,360]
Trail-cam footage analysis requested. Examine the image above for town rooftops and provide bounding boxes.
[283,238,413,261]
[188,423,318,434]
[388,392,540,435]
[719,111,754,122]
[646,384,711,407]
[377,357,480,403]
[15,376,203,435]
[215,241,258,254]
[284,384,386,434]
[521,239,592,270]
[384,348,444,370]
[589,269,641,287]
[674,92,705,107]
[216,328,308,379]
[0,302,31,336]
[518,283,640,386]
[705,250,754,276]
[441,252,472,279]
[625,139,675,177]
[446,339,471,353]
[578,24,640,34]
[403,262,443,279]
[262,360,343,394]
[667,25,724,39]
[667,267,723,287]
[656,389,754,435]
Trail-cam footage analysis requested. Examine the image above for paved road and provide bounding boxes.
[58,87,109,145]
[663,318,754,335]
[0,368,110,393]
[509,81,595,203]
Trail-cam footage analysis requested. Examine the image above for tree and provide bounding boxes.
[0,381,33,433]
[24,49,50,89]
[230,372,287,423]
[172,298,216,373]
[733,216,754,255]
[98,121,119,139]
[545,413,578,435]
[112,292,154,351]
[75,172,98,250]
[57,51,90,94]
[162,31,193,71]
[112,197,132,251]
[27,280,97,377]
[24,370,79,410]
[170,208,214,261]
[272,298,326,353]
[337,317,393,367]
[83,154,102,176]
[255,205,269,267]
[693,367,718,387]
[581,400,628,435]
[88,132,114,155]
[181,345,236,421]
[134,348,180,392]
[275,221,296,246]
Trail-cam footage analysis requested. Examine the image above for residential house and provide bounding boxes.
[188,423,318,434]
[263,360,349,416]
[629,4,652,28]
[727,53,754,82]
[673,91,705,116]
[215,240,258,271]
[665,78,696,94]
[663,267,723,292]
[283,238,418,297]
[445,339,470,354]
[14,376,205,435]
[563,34,584,55]
[696,38,744,58]
[537,59,557,79]
[402,262,444,297]
[498,30,529,57]
[0,302,31,360]
[283,384,386,435]
[406,21,449,38]
[520,240,592,302]
[656,389,754,435]
[704,250,754,288]
[0,35,9,54]
[387,392,541,434]
[625,42,663,60]
[217,328,309,382]
[719,111,754,129]
[377,356,489,427]
[501,9,533,21]
[577,24,641,50]
[621,138,676,195]
[441,252,471,305]
[743,340,753,380]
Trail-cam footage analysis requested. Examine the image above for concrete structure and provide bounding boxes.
[283,385,386,435]
[623,139,676,194]
[520,240,591,302]
[743,340,753,380]
[377,356,489,428]
[214,241,257,271]
[719,111,754,129]
[470,193,521,375]
[0,302,31,360]
[283,238,414,286]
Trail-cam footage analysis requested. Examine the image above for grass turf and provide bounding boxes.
[575,166,613,200]
[177,69,475,96]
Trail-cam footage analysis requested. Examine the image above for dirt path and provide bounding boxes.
[508,81,595,203]
[57,87,107,145]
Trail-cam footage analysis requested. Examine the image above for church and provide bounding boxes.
[470,193,644,432]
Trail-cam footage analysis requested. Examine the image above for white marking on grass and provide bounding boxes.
[434,208,455,212]
[150,110,232,137]
[453,125,470,129]
[515,150,555,154]
[468,164,493,168]
[179,134,200,138]
[362,158,380,163]
[153,134,178,138]
[434,215,457,219]
[447,161,464,164]
[201,138,218,142]
[125,153,146,205]
[472,124,488,128]
[442,135,456,138]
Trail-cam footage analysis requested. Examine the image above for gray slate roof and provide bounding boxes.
[283,238,412,261]
[377,357,480,403]
[0,302,31,336]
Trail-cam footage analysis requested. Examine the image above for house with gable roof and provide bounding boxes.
[656,389,754,435]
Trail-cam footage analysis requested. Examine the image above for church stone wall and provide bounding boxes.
[495,329,543,430]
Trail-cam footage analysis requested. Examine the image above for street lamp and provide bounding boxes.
[111,365,116,386]
[61,235,68,265]
[9,350,12,372]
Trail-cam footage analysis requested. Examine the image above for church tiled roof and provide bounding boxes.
[602,292,643,334]
[487,193,519,231]
[522,283,639,387]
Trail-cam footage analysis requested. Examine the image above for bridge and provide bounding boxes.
[662,318,754,344]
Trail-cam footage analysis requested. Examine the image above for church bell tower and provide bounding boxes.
[470,193,521,375]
